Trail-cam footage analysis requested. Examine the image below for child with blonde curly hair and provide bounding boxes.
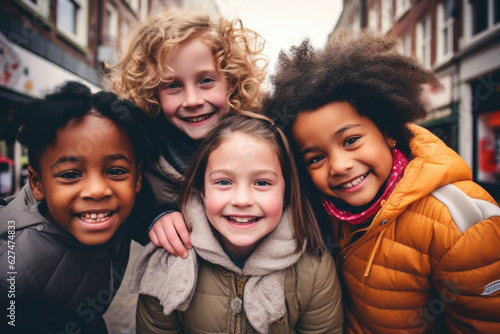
[106,9,268,254]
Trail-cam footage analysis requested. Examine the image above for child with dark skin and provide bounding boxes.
[265,30,500,333]
[0,81,157,333]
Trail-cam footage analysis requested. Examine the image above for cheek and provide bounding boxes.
[202,190,223,215]
[158,94,177,116]
[309,170,328,192]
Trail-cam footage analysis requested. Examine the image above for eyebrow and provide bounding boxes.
[51,156,81,169]
[208,169,279,178]
[300,123,363,155]
[50,154,132,169]
[106,153,132,163]
[161,69,219,80]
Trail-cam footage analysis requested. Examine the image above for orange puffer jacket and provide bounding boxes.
[326,125,500,333]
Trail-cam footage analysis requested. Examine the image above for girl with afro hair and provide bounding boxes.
[263,29,500,333]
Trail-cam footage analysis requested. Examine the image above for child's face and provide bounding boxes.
[202,132,285,260]
[29,115,141,246]
[158,37,230,140]
[292,101,393,207]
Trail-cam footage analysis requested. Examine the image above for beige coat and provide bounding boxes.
[131,195,344,333]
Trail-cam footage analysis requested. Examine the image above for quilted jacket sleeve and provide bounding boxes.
[136,294,182,334]
[296,250,344,333]
[431,182,500,333]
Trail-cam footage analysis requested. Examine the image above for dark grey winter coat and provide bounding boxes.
[0,185,131,334]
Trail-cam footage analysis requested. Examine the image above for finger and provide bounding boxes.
[173,218,192,249]
[148,229,161,247]
[165,222,189,258]
[156,229,179,256]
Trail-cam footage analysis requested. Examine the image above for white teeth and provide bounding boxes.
[341,174,365,189]
[80,212,111,223]
[229,216,258,223]
[185,114,211,123]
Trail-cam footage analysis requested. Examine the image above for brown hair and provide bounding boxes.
[180,113,325,254]
[105,9,268,117]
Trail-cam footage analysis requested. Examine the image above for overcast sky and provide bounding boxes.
[215,0,343,76]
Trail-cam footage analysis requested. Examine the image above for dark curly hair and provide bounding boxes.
[265,29,442,156]
[0,81,159,172]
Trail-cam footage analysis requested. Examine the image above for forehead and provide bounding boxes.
[209,132,279,166]
[162,37,216,73]
[40,115,135,164]
[292,102,366,136]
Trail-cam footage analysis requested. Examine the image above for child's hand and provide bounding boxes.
[148,211,192,258]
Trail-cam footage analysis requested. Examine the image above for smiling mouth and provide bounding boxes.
[182,112,215,123]
[338,173,368,189]
[225,216,262,224]
[79,212,113,223]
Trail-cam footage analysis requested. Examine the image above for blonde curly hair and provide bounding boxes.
[105,9,268,118]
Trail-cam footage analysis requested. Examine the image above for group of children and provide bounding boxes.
[1,8,499,334]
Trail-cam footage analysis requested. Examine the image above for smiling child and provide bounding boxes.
[0,81,157,333]
[130,114,343,333]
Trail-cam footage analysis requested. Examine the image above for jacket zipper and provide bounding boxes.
[235,275,249,334]
[108,243,115,295]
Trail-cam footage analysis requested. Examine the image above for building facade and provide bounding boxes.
[334,0,500,198]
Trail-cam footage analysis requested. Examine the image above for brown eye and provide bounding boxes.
[307,155,325,166]
[344,136,360,147]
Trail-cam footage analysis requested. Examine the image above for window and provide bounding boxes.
[472,0,488,35]
[57,0,77,34]
[468,0,500,38]
[395,0,410,20]
[56,0,89,48]
[401,34,411,56]
[381,0,393,33]
[369,3,380,31]
[416,16,432,68]
[104,4,118,45]
[437,0,454,60]
[495,0,500,24]
[352,13,361,32]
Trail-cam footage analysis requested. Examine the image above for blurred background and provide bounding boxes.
[1,0,500,200]
[1,0,499,332]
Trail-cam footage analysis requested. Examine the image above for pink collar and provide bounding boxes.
[321,148,409,225]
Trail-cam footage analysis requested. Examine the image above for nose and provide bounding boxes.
[230,185,254,207]
[182,86,203,108]
[328,151,354,176]
[81,174,112,201]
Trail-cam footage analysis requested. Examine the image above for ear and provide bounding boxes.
[135,162,142,194]
[200,188,205,204]
[28,166,45,201]
[384,134,396,148]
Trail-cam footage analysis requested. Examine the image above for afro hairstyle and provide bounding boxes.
[265,29,443,156]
